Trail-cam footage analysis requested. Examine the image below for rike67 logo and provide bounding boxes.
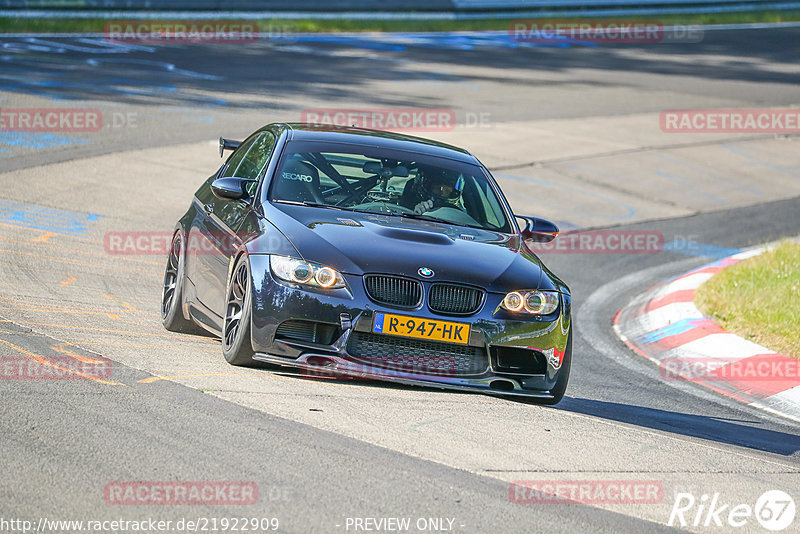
[669,490,795,531]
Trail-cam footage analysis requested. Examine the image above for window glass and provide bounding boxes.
[220,137,254,179]
[235,132,276,181]
[220,132,276,197]
[472,178,505,228]
[269,141,511,232]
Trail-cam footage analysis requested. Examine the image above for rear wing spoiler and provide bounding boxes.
[219,137,241,157]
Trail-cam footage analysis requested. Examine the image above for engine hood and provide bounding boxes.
[262,203,565,293]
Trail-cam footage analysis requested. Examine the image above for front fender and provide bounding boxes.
[244,217,300,258]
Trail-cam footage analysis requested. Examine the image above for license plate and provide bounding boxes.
[372,312,470,345]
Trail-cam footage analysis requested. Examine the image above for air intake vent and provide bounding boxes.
[491,346,547,375]
[428,283,483,315]
[347,332,488,376]
[275,320,339,345]
[364,275,422,308]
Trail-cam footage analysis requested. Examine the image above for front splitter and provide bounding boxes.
[253,352,554,399]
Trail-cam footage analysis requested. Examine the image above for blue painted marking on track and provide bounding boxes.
[288,32,595,51]
[0,76,181,99]
[0,132,88,150]
[655,153,763,196]
[638,318,704,344]
[663,240,741,259]
[0,199,100,237]
[183,116,215,123]
[661,255,739,284]
[291,35,406,51]
[722,144,800,178]
[0,44,227,106]
[702,258,736,270]
[654,170,727,205]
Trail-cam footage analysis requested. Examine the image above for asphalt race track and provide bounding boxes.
[1,26,799,533]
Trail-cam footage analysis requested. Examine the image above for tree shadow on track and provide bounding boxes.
[3,27,799,111]
[553,397,800,457]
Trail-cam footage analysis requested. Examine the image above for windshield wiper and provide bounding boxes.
[275,200,385,217]
[274,200,352,211]
[275,200,483,228]
[397,211,483,230]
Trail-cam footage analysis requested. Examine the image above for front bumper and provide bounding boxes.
[248,255,571,398]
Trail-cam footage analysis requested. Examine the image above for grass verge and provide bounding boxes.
[695,241,800,359]
[1,10,800,34]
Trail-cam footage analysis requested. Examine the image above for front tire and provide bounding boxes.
[222,253,256,366]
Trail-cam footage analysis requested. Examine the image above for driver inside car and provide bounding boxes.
[399,165,465,214]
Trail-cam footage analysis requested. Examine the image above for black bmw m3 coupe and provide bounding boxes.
[161,123,572,403]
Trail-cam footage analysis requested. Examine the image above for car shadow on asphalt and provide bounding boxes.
[271,369,800,456]
[553,397,800,457]
[272,369,478,396]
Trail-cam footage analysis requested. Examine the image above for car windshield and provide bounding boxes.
[269,141,512,232]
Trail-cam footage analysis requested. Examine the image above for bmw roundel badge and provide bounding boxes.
[418,267,434,278]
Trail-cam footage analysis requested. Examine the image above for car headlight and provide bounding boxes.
[501,290,559,315]
[269,255,346,289]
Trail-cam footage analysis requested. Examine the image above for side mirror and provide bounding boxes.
[211,177,255,200]
[219,137,241,158]
[516,215,559,243]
